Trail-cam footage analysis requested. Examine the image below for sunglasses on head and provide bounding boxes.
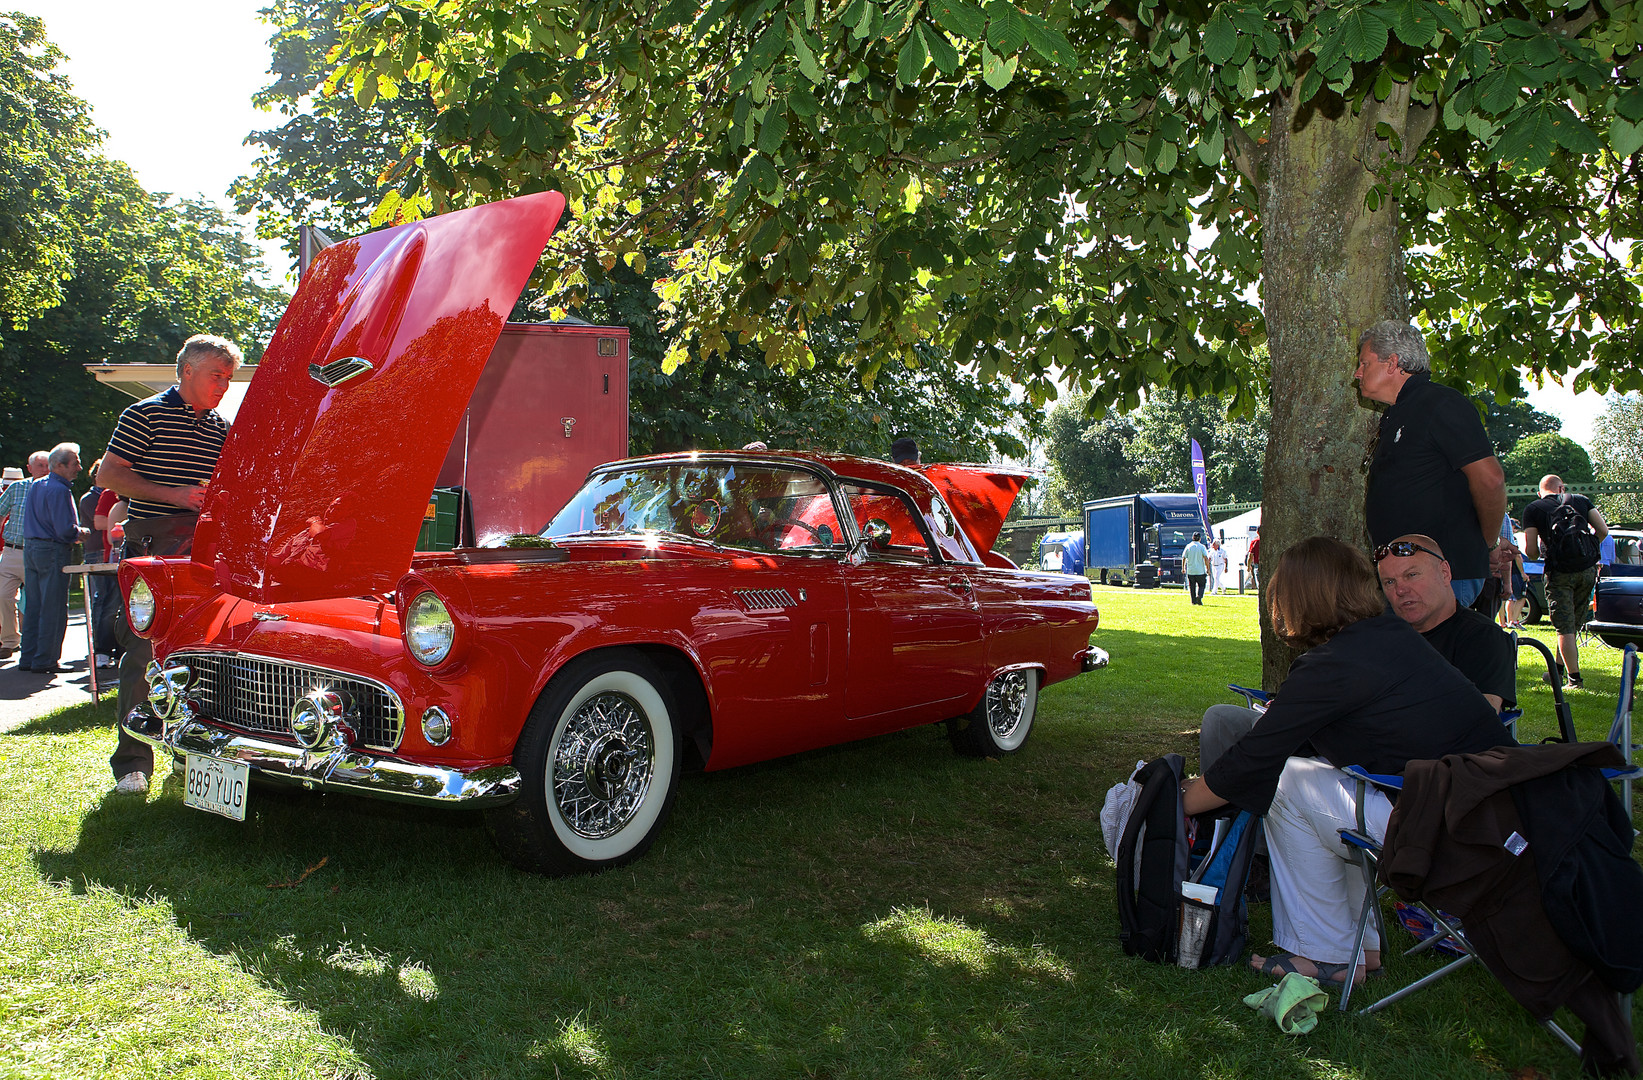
[1374,540,1445,563]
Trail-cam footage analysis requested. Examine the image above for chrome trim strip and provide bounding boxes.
[122,705,520,808]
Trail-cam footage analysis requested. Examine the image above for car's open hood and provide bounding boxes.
[920,463,1029,554]
[194,192,566,603]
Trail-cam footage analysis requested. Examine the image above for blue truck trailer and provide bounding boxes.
[1082,493,1206,586]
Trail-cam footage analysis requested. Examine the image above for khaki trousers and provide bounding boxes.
[0,544,21,650]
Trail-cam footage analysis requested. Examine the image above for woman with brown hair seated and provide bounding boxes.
[1182,535,1513,985]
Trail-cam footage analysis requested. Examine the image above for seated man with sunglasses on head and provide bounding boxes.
[1200,533,1515,773]
[1373,534,1515,711]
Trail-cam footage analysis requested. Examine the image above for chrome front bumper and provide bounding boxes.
[1079,646,1111,672]
[122,705,521,808]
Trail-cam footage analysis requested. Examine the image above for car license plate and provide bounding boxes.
[183,753,249,822]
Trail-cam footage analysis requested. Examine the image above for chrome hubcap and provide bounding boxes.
[552,691,655,839]
[987,671,1029,741]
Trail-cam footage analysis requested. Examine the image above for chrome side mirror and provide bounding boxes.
[862,518,892,550]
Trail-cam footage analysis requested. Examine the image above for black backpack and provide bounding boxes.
[1543,494,1600,573]
[1115,754,1263,967]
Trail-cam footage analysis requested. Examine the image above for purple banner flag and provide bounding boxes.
[1190,439,1210,535]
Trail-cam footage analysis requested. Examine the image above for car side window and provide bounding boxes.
[926,495,977,564]
[839,482,937,564]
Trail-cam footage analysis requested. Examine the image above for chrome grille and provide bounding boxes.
[172,651,404,751]
[735,588,795,612]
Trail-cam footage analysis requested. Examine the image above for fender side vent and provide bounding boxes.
[736,588,795,612]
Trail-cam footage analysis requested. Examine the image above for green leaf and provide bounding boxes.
[757,104,788,153]
[790,21,825,85]
[849,0,878,41]
[742,154,779,194]
[1020,12,1078,67]
[1236,60,1258,97]
[981,42,1016,89]
[1477,70,1519,114]
[928,0,986,39]
[1297,64,1324,103]
[1612,117,1643,160]
[897,27,928,85]
[1387,0,1439,47]
[1617,89,1643,123]
[1545,104,1600,154]
[790,85,820,116]
[919,22,962,75]
[1492,106,1556,173]
[1155,139,1179,173]
[1202,11,1237,65]
[1338,7,1390,62]
[984,0,1027,54]
[1196,126,1225,165]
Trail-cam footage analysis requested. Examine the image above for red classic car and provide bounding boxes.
[120,192,1106,875]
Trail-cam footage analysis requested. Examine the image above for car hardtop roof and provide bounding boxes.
[599,448,935,491]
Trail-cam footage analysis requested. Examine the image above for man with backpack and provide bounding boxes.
[1522,474,1609,689]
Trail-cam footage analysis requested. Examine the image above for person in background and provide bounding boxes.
[1209,538,1228,594]
[1357,320,1510,607]
[890,437,920,466]
[0,461,39,661]
[1184,537,1511,986]
[19,443,88,674]
[1246,531,1261,590]
[1182,531,1210,605]
[100,334,242,794]
[1522,474,1608,690]
[1500,525,1528,631]
[92,486,125,669]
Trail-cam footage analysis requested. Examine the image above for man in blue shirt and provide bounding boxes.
[20,444,88,673]
[1182,531,1211,605]
[0,452,49,661]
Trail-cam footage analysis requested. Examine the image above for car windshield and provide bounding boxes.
[545,462,848,554]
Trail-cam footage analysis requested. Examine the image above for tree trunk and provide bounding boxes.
[1256,89,1415,687]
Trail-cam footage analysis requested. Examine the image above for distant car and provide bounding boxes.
[118,191,1108,877]
[1591,530,1643,648]
[1520,528,1642,625]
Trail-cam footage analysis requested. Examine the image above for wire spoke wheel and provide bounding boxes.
[551,690,655,839]
[986,670,1031,744]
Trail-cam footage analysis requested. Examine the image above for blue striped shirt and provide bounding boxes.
[0,478,35,545]
[106,387,230,520]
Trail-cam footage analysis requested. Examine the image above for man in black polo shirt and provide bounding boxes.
[1375,534,1516,711]
[1357,320,1509,609]
[98,334,242,795]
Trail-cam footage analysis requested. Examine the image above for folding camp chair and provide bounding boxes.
[1337,644,1640,1046]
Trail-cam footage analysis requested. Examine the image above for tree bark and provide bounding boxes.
[1257,87,1415,687]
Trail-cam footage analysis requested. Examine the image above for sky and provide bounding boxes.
[19,1,1620,445]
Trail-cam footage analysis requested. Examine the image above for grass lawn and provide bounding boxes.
[1,584,1634,1079]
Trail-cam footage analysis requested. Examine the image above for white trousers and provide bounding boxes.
[1265,757,1391,964]
[1209,564,1223,593]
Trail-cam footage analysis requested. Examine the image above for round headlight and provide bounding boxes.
[405,591,455,666]
[128,578,157,632]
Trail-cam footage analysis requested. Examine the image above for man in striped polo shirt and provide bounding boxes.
[99,334,242,794]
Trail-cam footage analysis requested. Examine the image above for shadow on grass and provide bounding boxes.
[5,699,112,736]
[27,624,1584,1080]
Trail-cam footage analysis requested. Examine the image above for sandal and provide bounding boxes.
[1251,951,1365,987]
